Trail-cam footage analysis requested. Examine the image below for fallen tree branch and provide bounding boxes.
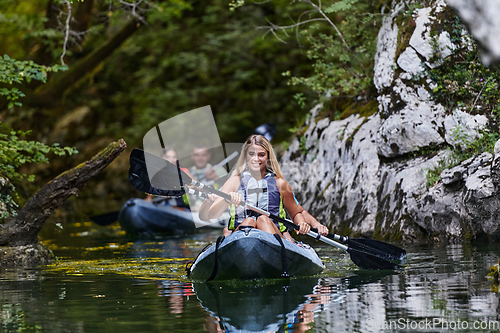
[0,138,127,249]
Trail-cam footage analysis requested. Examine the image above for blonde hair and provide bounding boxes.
[232,134,283,179]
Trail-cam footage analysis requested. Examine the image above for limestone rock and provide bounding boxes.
[492,140,500,186]
[409,0,455,68]
[0,177,13,220]
[281,0,500,243]
[374,14,399,90]
[443,110,488,148]
[376,94,446,157]
[446,0,500,66]
[397,47,424,75]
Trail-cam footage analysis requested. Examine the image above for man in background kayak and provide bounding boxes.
[188,145,226,211]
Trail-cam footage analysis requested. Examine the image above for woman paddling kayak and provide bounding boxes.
[205,134,324,240]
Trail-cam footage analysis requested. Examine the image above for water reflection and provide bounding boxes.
[5,221,500,332]
[151,271,395,333]
[126,231,220,260]
[193,278,320,332]
[156,280,195,315]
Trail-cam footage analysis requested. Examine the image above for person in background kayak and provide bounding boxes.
[190,145,226,186]
[188,145,227,211]
[206,134,322,239]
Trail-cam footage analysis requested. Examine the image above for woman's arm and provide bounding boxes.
[207,175,241,219]
[301,209,329,236]
[198,193,217,221]
[277,178,311,235]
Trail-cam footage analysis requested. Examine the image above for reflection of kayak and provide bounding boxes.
[193,278,319,332]
[188,228,324,281]
[117,198,228,236]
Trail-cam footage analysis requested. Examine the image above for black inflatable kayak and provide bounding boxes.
[117,198,228,236]
[187,228,324,280]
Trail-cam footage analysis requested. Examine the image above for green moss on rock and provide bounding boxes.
[339,100,379,120]
[0,243,55,266]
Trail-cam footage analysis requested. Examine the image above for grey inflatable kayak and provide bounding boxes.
[118,198,228,236]
[187,228,324,280]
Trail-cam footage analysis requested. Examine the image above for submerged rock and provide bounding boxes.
[0,244,55,266]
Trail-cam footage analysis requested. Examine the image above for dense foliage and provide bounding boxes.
[0,0,382,216]
[284,0,380,109]
[0,55,77,220]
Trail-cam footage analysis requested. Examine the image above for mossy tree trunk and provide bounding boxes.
[25,19,141,109]
[0,138,126,265]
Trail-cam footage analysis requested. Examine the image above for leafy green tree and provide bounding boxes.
[0,55,77,221]
[1,0,317,143]
[91,0,317,143]
[232,0,381,118]
[1,0,368,211]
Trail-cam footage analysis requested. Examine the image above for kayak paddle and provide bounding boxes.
[91,150,239,226]
[90,210,120,226]
[128,148,406,270]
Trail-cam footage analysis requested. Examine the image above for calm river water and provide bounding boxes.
[1,220,500,332]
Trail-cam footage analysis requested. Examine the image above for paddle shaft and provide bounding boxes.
[189,185,404,262]
[190,181,404,260]
[246,203,348,252]
[212,151,238,170]
[200,189,403,269]
[186,185,348,252]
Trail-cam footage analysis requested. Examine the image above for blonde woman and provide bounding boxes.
[207,134,314,239]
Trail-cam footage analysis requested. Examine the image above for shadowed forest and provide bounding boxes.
[0,0,380,221]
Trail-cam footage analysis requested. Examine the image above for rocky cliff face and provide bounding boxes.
[281,0,500,243]
[446,0,500,66]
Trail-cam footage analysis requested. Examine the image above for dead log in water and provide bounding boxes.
[0,138,127,266]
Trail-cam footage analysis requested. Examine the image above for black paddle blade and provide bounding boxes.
[128,149,186,197]
[90,211,119,226]
[129,170,184,197]
[348,238,406,261]
[130,148,193,185]
[348,248,404,270]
